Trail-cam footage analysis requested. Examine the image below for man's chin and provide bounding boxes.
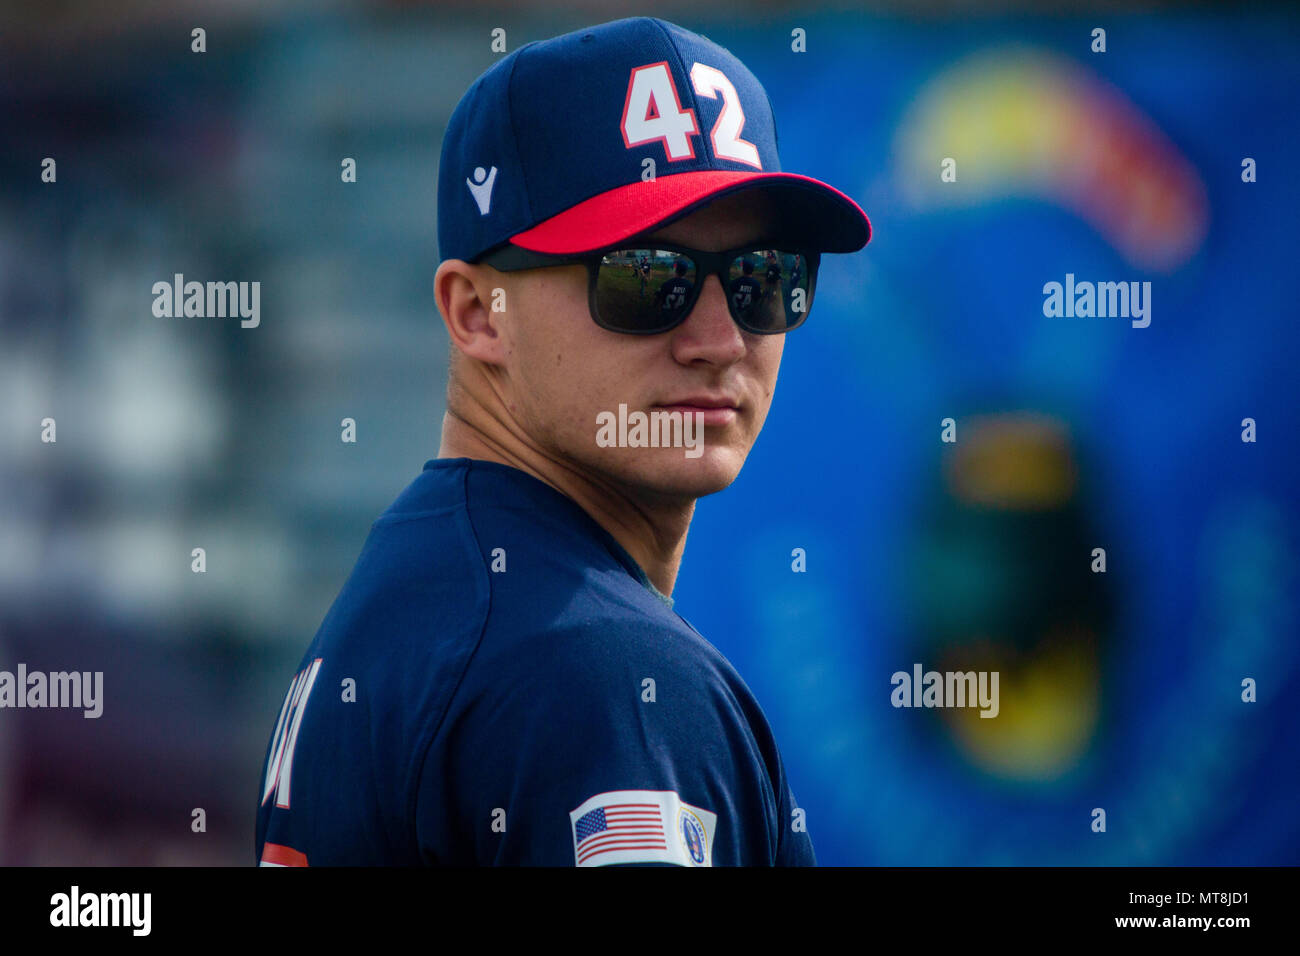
[614,446,747,501]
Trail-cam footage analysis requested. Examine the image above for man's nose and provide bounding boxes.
[671,273,745,365]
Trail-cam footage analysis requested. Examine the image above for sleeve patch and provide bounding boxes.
[569,790,716,867]
[259,842,309,867]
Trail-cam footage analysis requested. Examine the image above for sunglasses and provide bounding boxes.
[477,240,819,335]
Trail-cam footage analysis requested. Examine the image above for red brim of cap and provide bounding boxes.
[507,170,871,256]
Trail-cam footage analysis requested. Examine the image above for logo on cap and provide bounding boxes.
[466,165,498,215]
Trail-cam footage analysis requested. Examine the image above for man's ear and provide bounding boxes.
[434,259,510,366]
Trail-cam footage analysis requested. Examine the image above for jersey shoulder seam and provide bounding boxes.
[405,464,494,858]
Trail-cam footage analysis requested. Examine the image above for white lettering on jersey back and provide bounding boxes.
[261,658,322,809]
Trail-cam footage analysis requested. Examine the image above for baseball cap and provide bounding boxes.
[436,17,871,264]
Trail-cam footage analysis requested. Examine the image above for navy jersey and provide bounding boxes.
[656,276,693,310]
[255,458,815,867]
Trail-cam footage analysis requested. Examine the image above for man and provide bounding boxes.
[639,254,652,296]
[256,16,870,867]
[764,250,782,287]
[653,259,694,316]
[728,258,764,318]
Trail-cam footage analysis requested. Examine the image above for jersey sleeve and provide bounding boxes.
[770,739,817,866]
[412,620,815,867]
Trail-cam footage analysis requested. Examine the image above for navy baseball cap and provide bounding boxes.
[436,17,871,264]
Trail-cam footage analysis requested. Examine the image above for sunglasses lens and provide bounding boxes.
[727,249,812,332]
[595,249,697,333]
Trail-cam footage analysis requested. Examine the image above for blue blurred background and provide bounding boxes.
[1,1,1296,865]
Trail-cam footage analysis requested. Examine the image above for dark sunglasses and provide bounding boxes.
[477,240,819,335]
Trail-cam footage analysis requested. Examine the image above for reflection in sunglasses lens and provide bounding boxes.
[595,248,810,333]
[597,249,697,332]
[727,250,809,332]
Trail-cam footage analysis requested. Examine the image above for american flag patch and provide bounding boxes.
[569,790,717,867]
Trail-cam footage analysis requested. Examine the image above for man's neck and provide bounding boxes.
[438,409,693,596]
